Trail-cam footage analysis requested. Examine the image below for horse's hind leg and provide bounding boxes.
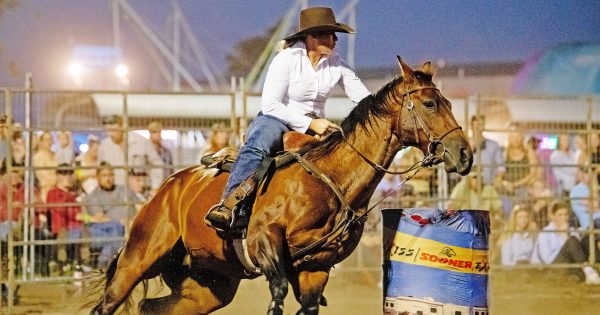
[291,270,330,315]
[139,270,240,314]
[91,205,181,314]
[254,225,289,315]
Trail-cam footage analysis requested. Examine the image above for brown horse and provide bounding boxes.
[90,57,472,315]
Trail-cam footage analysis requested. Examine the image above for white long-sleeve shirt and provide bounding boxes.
[261,42,371,133]
[531,222,567,264]
[98,132,164,190]
[501,232,535,265]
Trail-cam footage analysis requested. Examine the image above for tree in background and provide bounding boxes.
[225,23,278,79]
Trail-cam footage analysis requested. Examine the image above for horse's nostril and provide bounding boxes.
[460,148,470,163]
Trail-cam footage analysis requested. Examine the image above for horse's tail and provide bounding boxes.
[81,249,136,314]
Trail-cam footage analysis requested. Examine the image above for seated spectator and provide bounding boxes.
[84,162,139,269]
[531,202,600,285]
[528,179,552,228]
[449,173,504,231]
[46,164,89,269]
[128,169,149,209]
[449,172,503,212]
[55,131,74,165]
[397,147,433,207]
[549,133,577,196]
[500,204,537,266]
[570,168,600,229]
[75,135,100,194]
[0,159,23,242]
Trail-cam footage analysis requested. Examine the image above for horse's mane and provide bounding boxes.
[304,70,433,160]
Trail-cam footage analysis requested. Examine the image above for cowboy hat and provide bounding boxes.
[284,7,355,41]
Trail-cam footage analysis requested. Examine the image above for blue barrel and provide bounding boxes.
[382,208,490,315]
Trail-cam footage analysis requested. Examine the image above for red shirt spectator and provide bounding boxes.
[46,187,81,235]
[46,165,81,235]
[0,180,24,221]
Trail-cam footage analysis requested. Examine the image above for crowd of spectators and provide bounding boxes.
[371,114,600,284]
[0,116,191,281]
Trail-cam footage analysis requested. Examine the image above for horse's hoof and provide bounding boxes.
[267,300,284,315]
[319,294,327,306]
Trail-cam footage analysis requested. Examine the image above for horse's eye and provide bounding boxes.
[423,100,436,109]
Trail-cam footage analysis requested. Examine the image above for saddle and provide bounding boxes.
[200,132,318,172]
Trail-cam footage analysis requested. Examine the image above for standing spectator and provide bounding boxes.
[570,168,600,229]
[98,116,164,193]
[46,164,88,269]
[75,135,100,194]
[0,116,9,163]
[469,115,505,189]
[549,133,577,196]
[11,124,25,167]
[55,131,74,165]
[32,132,58,202]
[531,202,600,285]
[528,179,552,228]
[500,204,537,266]
[198,122,231,158]
[147,121,174,178]
[84,162,139,269]
[590,132,600,189]
[502,131,540,214]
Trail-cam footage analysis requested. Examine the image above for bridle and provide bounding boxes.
[343,85,462,175]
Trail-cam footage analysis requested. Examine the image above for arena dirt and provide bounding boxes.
[2,257,600,314]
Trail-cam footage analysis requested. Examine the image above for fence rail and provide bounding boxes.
[0,88,599,312]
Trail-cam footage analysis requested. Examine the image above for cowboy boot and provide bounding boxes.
[205,179,257,232]
[205,202,234,232]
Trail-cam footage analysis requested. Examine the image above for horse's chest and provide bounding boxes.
[295,222,365,269]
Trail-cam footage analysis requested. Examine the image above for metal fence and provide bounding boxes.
[0,88,599,311]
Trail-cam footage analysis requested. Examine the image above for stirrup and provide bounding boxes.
[204,203,232,232]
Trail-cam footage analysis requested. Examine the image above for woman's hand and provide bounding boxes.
[309,119,340,136]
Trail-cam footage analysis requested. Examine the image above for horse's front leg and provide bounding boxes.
[292,270,330,315]
[254,225,288,315]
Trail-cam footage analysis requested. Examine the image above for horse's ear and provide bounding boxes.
[396,55,413,78]
[421,60,433,76]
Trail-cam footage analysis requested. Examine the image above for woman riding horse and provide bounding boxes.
[205,7,371,231]
[89,55,472,314]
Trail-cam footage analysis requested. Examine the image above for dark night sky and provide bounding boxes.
[0,0,599,89]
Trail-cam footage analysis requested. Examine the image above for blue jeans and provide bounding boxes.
[88,221,124,269]
[222,112,291,198]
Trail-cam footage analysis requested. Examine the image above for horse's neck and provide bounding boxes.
[323,116,401,208]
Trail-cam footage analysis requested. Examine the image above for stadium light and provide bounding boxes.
[115,64,129,78]
[68,62,84,76]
